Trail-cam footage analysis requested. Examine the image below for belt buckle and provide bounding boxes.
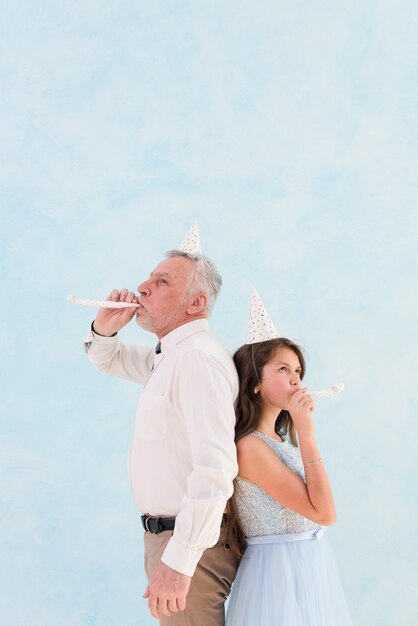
[142,514,154,533]
[143,515,164,533]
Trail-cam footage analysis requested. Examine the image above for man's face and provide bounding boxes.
[135,256,195,337]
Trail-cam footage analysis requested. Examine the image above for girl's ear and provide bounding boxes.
[254,386,260,394]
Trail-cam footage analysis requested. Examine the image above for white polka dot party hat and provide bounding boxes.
[247,287,280,344]
[179,221,202,254]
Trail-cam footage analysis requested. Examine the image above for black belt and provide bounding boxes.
[141,514,176,534]
[141,513,228,535]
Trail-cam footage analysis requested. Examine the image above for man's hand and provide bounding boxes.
[143,561,191,619]
[93,289,138,336]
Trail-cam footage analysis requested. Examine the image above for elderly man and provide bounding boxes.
[83,248,239,625]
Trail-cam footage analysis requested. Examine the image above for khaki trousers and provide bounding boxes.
[144,530,239,626]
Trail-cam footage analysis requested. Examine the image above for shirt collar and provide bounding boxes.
[159,319,209,355]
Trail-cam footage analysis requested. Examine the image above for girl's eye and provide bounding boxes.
[279,367,287,372]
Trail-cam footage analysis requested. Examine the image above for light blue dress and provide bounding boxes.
[226,432,353,626]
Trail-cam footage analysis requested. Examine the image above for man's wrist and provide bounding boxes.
[161,535,203,577]
[91,321,117,337]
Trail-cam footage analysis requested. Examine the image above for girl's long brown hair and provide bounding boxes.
[223,338,306,559]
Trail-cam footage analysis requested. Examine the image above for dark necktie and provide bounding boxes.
[151,342,162,372]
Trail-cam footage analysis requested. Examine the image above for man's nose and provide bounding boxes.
[137,280,151,296]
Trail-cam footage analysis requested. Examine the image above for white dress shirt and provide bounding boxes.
[84,319,238,576]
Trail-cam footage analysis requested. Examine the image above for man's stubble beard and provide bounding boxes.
[136,300,187,334]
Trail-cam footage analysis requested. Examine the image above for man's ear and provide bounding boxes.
[186,293,207,315]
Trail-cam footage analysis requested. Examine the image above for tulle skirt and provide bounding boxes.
[226,529,352,626]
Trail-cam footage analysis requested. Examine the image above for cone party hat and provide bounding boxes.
[179,221,202,254]
[247,287,280,344]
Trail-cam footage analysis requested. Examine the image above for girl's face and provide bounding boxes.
[257,346,302,411]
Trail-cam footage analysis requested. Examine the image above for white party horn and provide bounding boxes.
[67,295,139,309]
[309,384,345,398]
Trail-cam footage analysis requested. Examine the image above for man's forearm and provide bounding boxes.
[83,325,153,383]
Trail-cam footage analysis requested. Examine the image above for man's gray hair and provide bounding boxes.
[166,249,222,315]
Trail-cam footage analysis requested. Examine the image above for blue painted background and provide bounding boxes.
[1,2,417,625]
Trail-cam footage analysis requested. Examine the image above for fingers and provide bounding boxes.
[144,562,190,619]
[291,387,306,397]
[106,289,138,305]
[148,597,184,619]
[302,398,314,412]
[108,289,120,301]
[120,288,137,303]
[157,598,171,617]
[126,291,138,304]
[289,388,307,406]
[144,592,184,618]
[293,389,313,403]
[148,594,160,619]
[289,388,314,416]
[143,585,160,620]
[168,597,180,613]
[299,394,314,411]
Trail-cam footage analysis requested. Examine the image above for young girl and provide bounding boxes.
[225,291,352,626]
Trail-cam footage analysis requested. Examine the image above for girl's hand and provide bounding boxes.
[93,289,138,336]
[288,388,315,438]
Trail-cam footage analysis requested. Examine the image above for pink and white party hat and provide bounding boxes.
[247,287,280,344]
[179,221,202,254]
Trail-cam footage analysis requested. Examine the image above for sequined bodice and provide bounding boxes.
[235,431,318,537]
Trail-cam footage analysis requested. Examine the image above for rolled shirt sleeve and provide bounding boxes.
[83,326,154,385]
[161,350,238,576]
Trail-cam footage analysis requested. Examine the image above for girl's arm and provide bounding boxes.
[237,391,336,526]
